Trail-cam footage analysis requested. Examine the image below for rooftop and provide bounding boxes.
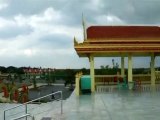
[74,25,160,57]
[87,26,160,39]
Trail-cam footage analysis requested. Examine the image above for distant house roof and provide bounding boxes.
[87,26,160,39]
[74,26,160,57]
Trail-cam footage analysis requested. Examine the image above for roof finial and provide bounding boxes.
[74,36,78,45]
[82,13,87,40]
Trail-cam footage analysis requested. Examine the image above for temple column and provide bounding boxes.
[75,72,80,96]
[121,56,125,77]
[89,55,95,92]
[151,54,155,86]
[128,54,133,89]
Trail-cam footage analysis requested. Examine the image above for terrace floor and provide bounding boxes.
[59,88,160,120]
[1,85,160,120]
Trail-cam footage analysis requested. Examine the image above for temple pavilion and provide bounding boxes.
[74,25,160,93]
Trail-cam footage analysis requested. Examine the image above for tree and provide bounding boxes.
[0,66,7,73]
[7,66,16,73]
[100,65,105,69]
[112,59,115,68]
[65,69,75,90]
[105,65,109,69]
[115,63,119,69]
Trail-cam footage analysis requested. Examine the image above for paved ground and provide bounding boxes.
[0,83,74,102]
[58,89,160,120]
[2,85,160,120]
[28,84,74,101]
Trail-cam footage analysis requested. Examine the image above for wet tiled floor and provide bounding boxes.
[1,88,160,120]
[60,90,160,120]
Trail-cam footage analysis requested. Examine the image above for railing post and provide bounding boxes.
[25,104,27,120]
[32,116,35,120]
[60,91,63,114]
[38,91,41,103]
[4,111,5,120]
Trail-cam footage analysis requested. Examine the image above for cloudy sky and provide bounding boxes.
[0,0,160,69]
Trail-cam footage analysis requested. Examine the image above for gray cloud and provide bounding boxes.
[1,0,160,25]
[93,0,160,24]
[0,0,160,68]
[0,25,32,39]
[38,34,72,49]
[0,0,54,16]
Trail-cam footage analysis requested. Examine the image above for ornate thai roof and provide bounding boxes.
[74,26,160,57]
[87,26,160,39]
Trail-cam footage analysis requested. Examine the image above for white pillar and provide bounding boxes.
[121,56,125,77]
[89,55,95,92]
[151,54,155,86]
[128,54,133,82]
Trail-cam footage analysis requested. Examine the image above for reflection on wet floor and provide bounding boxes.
[61,89,160,120]
[1,88,160,120]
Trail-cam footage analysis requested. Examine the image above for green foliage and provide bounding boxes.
[0,66,24,74]
[16,67,24,74]
[95,68,119,75]
[132,68,150,74]
[16,74,23,83]
[7,66,16,73]
[0,66,7,73]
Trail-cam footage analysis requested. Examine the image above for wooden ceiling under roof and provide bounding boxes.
[74,26,160,57]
